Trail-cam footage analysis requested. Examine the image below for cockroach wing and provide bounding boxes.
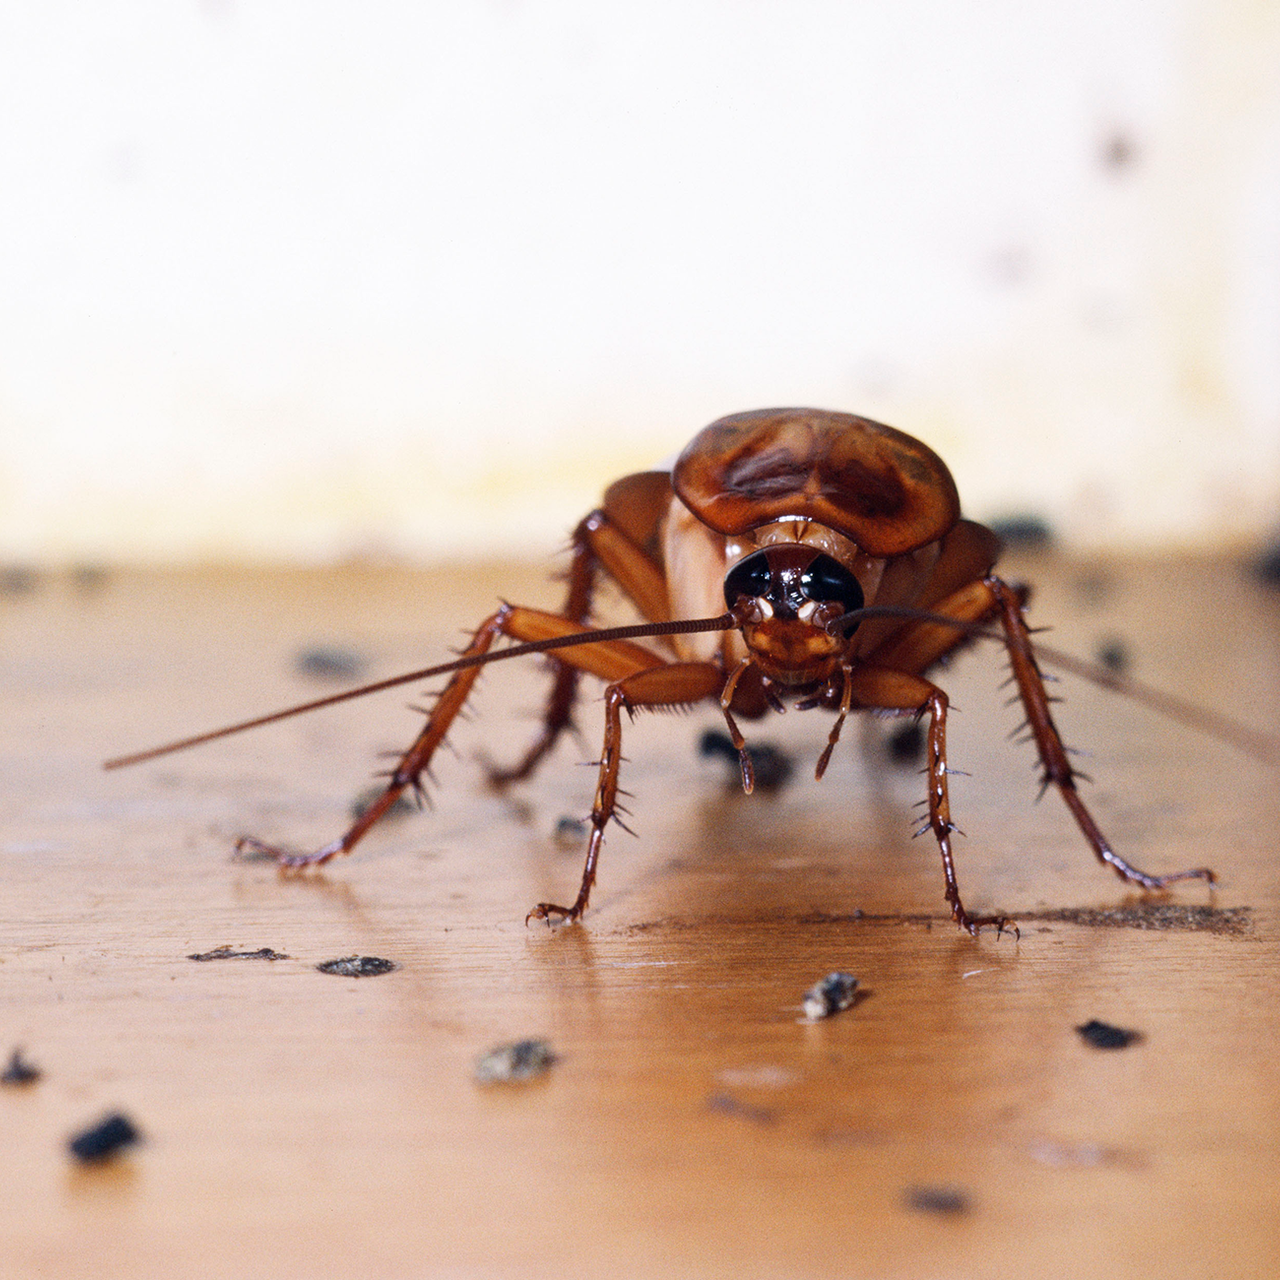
[601,470,674,562]
[672,408,960,557]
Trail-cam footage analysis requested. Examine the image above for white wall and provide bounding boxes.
[1,1,1278,563]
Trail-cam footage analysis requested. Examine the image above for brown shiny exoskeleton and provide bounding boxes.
[108,408,1222,936]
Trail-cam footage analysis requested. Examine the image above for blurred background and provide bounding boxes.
[1,0,1277,565]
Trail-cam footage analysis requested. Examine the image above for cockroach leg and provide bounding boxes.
[528,660,724,924]
[848,666,1014,937]
[988,577,1216,891]
[243,603,678,873]
[814,662,855,781]
[239,606,519,868]
[485,517,599,789]
[488,504,673,789]
[920,687,1017,938]
[718,659,757,794]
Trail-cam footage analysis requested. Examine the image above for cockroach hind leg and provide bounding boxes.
[525,901,584,927]
[234,835,345,869]
[953,907,1020,941]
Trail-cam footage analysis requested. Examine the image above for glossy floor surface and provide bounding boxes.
[3,552,1278,1278]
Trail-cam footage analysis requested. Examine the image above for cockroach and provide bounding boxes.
[106,408,1278,936]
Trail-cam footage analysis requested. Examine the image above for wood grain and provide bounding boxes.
[2,553,1277,1279]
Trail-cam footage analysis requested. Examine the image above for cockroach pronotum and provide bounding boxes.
[106,408,1278,936]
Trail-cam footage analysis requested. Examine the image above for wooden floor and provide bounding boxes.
[2,550,1278,1279]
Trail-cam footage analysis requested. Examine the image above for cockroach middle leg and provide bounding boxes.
[848,666,1013,937]
[528,660,724,924]
[988,577,1216,892]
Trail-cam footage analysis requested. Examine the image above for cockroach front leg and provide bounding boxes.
[528,661,724,925]
[988,576,1216,892]
[849,666,1014,937]
[237,605,519,868]
[240,604,686,877]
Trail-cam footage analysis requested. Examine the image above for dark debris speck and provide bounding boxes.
[1094,636,1131,674]
[1076,1019,1141,1050]
[474,1038,557,1084]
[68,1113,141,1162]
[987,514,1054,551]
[706,1092,778,1126]
[294,645,366,682]
[802,972,860,1020]
[698,729,795,791]
[187,945,291,962]
[885,719,925,765]
[1,1047,41,1085]
[904,1185,970,1215]
[0,565,41,595]
[316,955,398,977]
[1254,542,1280,588]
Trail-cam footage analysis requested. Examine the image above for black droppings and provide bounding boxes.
[1,1047,41,1085]
[905,1185,969,1215]
[698,729,795,791]
[316,955,398,977]
[1095,636,1131,674]
[294,645,366,681]
[187,945,291,962]
[706,1093,777,1127]
[885,719,925,765]
[1099,129,1140,172]
[802,972,859,1020]
[0,565,40,595]
[474,1038,557,1084]
[986,514,1054,551]
[554,815,588,847]
[1076,1019,1141,1050]
[1254,541,1280,588]
[68,1113,141,1162]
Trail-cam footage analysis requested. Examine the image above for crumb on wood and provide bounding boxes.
[473,1039,557,1084]
[187,945,291,962]
[315,955,398,977]
[802,972,859,1020]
